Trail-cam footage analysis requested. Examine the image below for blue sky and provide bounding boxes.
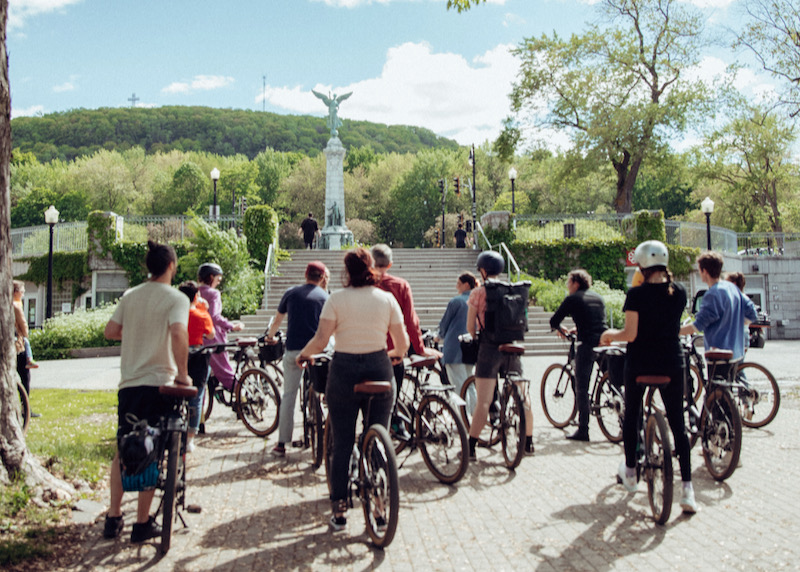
[7,0,771,147]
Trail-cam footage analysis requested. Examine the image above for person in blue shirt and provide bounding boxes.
[436,272,477,394]
[680,251,758,368]
[266,261,329,457]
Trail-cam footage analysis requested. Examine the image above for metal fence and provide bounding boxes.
[516,213,634,241]
[664,220,738,253]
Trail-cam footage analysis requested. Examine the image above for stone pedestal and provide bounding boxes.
[320,137,354,249]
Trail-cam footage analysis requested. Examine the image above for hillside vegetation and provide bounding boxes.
[11,106,459,162]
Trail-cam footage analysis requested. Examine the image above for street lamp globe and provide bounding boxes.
[210,168,220,220]
[44,204,59,225]
[701,196,714,214]
[508,167,517,181]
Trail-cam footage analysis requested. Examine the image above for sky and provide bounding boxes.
[6,0,776,148]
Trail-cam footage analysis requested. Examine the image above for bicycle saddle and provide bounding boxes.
[635,375,670,386]
[354,381,393,395]
[498,343,525,354]
[237,338,258,347]
[160,383,198,399]
[705,348,734,362]
[408,355,438,369]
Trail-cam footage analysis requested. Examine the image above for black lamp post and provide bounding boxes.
[508,166,517,231]
[210,167,220,221]
[44,205,59,320]
[469,145,477,249]
[701,196,714,251]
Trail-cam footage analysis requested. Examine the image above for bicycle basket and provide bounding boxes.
[309,360,329,394]
[259,337,285,364]
[119,417,161,492]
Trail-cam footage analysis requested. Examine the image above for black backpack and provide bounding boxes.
[482,279,531,344]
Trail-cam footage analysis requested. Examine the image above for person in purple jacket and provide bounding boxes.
[197,263,243,391]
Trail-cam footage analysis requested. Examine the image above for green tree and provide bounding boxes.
[632,153,699,219]
[253,148,298,206]
[736,0,800,117]
[505,0,711,213]
[151,161,207,214]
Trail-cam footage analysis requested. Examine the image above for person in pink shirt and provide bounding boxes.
[197,263,243,391]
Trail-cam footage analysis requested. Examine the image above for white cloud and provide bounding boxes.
[52,77,77,92]
[162,75,235,95]
[8,0,83,30]
[11,103,45,118]
[258,41,519,145]
[310,0,394,7]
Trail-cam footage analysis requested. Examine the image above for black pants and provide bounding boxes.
[17,352,30,395]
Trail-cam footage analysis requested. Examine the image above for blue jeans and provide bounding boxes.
[278,350,304,445]
[326,350,395,503]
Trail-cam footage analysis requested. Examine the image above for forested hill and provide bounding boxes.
[11,106,460,162]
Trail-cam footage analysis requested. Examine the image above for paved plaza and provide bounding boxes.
[34,341,800,571]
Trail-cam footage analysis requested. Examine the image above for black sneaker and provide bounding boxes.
[130,516,162,543]
[329,514,347,532]
[102,515,124,539]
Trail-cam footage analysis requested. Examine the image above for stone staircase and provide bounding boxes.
[234,249,571,357]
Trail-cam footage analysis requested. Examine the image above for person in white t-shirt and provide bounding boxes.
[297,247,409,533]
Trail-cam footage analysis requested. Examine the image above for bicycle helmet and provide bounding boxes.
[198,262,223,283]
[634,240,669,269]
[476,251,505,276]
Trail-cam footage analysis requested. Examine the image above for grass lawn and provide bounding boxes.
[1,389,117,568]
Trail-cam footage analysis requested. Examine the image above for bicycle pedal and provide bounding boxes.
[291,440,304,448]
[186,504,202,513]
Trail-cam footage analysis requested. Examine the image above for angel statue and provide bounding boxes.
[312,89,353,137]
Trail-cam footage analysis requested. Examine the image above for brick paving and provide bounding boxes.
[48,344,800,571]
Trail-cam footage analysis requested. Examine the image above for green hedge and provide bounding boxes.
[243,204,278,268]
[29,304,119,360]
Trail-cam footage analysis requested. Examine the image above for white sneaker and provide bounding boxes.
[186,439,195,453]
[617,460,637,493]
[680,488,698,514]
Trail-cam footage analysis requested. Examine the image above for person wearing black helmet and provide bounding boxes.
[465,251,534,460]
[600,240,696,514]
[197,263,244,391]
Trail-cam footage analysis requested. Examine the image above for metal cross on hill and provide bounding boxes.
[128,93,139,107]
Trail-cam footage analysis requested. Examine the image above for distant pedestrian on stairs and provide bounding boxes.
[300,212,321,249]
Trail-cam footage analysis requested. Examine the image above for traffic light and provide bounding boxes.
[466,220,472,232]
[438,179,444,193]
[453,176,460,195]
[434,229,440,247]
[240,197,247,215]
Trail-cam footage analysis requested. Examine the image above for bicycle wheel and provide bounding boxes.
[735,362,780,428]
[594,373,624,443]
[161,431,181,554]
[644,411,673,525]
[417,394,469,484]
[16,381,30,434]
[308,390,325,470]
[203,377,216,423]
[235,367,280,437]
[500,382,526,470]
[324,417,334,495]
[360,425,399,548]
[701,388,742,481]
[391,400,414,455]
[459,376,501,447]
[687,363,704,405]
[540,364,577,429]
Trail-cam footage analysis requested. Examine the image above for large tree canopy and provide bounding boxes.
[506,0,711,213]
[736,0,800,118]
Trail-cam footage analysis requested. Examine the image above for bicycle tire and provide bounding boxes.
[594,373,624,443]
[701,388,742,481]
[417,394,469,484]
[391,400,414,455]
[160,431,181,554]
[309,390,325,470]
[735,362,780,428]
[501,382,526,470]
[324,417,334,496]
[203,377,216,423]
[17,381,30,434]
[459,376,501,447]
[540,363,577,429]
[360,425,400,548]
[235,367,281,437]
[645,411,673,525]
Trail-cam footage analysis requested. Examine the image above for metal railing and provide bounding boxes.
[11,221,88,257]
[475,222,523,282]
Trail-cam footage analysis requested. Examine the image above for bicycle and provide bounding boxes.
[300,353,327,470]
[392,353,469,484]
[200,337,281,437]
[539,332,627,443]
[321,377,400,548]
[618,374,674,525]
[458,342,529,470]
[155,381,198,554]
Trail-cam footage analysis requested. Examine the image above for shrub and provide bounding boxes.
[243,204,278,267]
[29,304,119,359]
[524,273,626,330]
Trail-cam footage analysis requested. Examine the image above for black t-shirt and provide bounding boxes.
[623,281,687,375]
[300,218,318,240]
[454,228,467,248]
[549,289,607,342]
[277,283,329,351]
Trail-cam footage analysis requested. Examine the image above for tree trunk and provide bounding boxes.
[0,0,74,497]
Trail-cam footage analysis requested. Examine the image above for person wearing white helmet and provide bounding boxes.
[600,240,697,514]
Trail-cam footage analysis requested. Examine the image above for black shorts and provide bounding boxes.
[117,386,172,442]
[188,352,210,388]
[474,341,522,379]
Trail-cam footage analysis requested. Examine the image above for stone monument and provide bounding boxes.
[312,90,354,250]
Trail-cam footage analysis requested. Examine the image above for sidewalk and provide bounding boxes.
[33,342,800,570]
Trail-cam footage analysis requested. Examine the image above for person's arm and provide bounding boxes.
[743,295,758,326]
[599,311,639,345]
[467,303,478,338]
[679,323,699,336]
[104,319,123,341]
[388,321,410,360]
[267,312,286,340]
[296,318,335,365]
[14,304,29,339]
[549,296,571,336]
[438,299,456,339]
[169,322,191,385]
[398,284,426,354]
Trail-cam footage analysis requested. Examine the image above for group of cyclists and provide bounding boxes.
[103,237,758,544]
